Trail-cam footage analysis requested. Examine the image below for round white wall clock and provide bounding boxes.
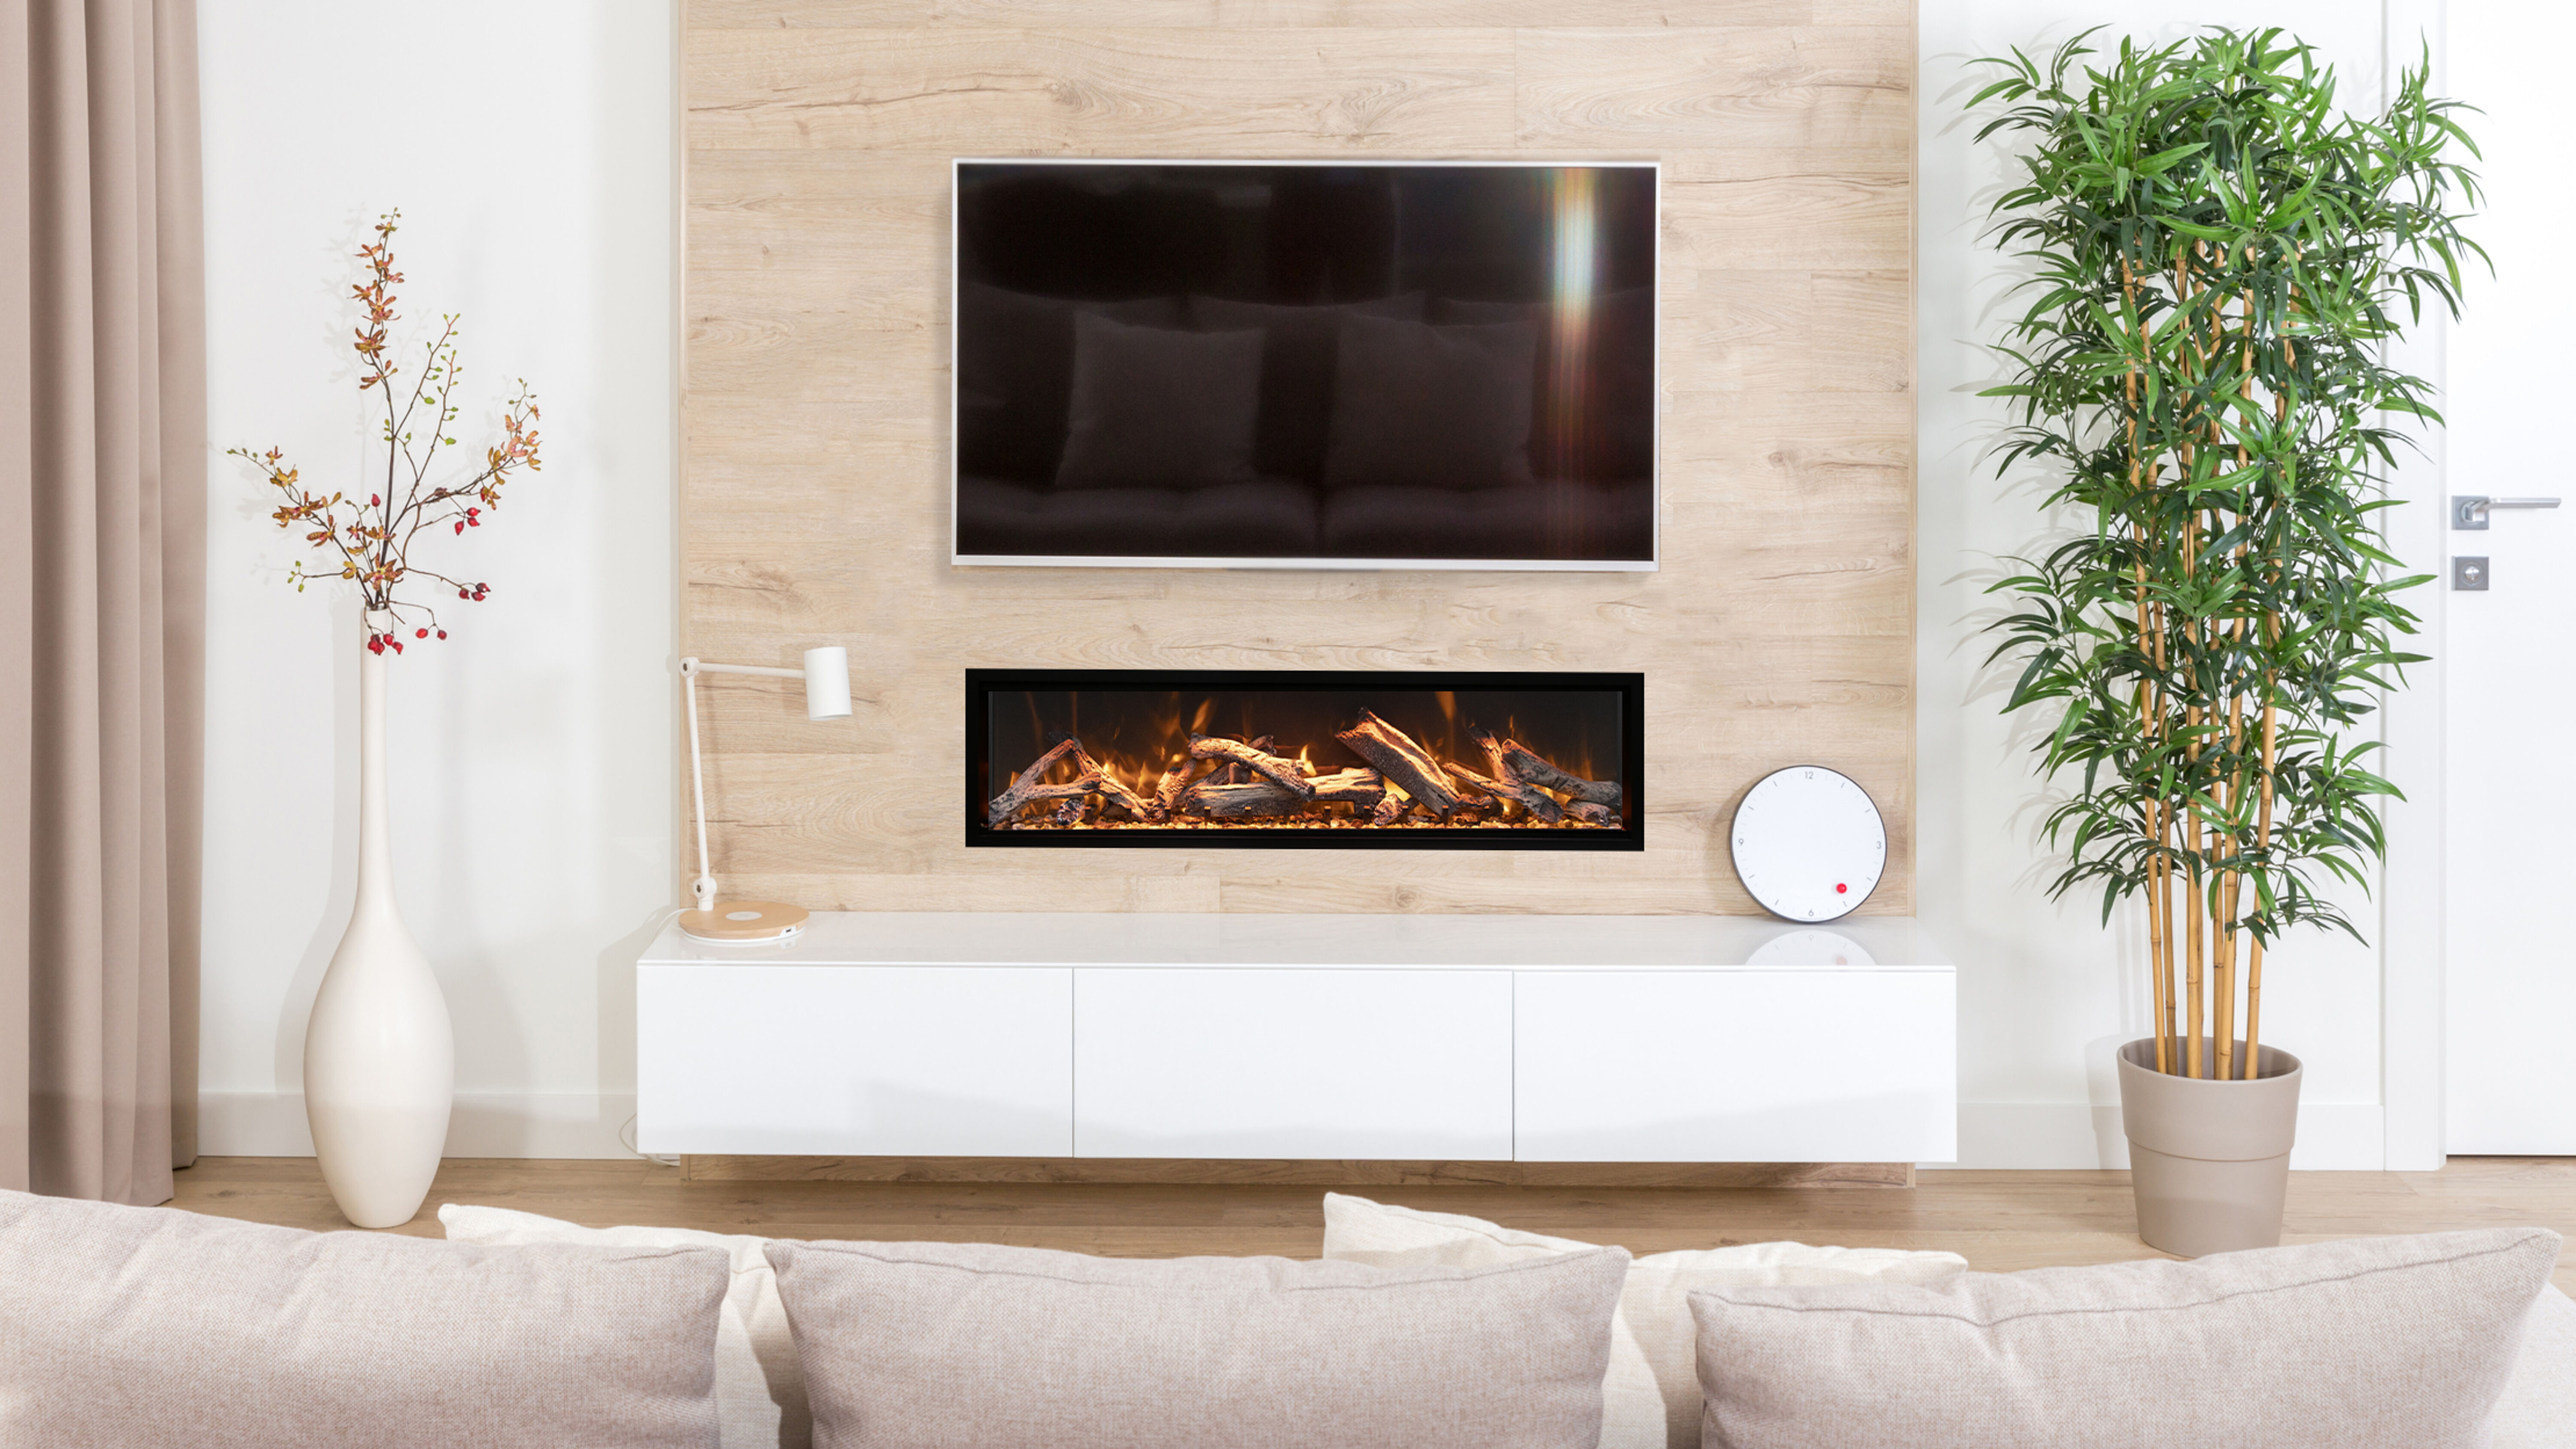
[1729,766,1886,923]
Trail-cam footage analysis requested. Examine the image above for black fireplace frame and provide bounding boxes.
[966,668,1644,851]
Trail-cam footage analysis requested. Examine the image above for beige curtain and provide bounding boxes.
[0,0,205,1204]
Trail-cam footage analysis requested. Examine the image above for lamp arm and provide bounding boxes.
[675,649,850,917]
[680,658,719,912]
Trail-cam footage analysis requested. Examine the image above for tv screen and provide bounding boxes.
[951,161,1658,570]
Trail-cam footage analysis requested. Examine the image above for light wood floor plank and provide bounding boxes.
[164,1156,2576,1294]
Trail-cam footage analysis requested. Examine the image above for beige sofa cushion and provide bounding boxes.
[2496,1284,2576,1449]
[0,1188,730,1449]
[768,1236,1630,1449]
[1321,1192,1966,1449]
[1689,1228,2561,1449]
[440,1203,806,1449]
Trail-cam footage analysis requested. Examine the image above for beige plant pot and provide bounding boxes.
[2116,1037,2303,1258]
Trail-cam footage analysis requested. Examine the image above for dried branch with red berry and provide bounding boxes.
[232,210,541,656]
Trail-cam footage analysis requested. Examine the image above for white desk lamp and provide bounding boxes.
[677,646,851,944]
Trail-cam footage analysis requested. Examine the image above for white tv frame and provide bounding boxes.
[948,158,1661,573]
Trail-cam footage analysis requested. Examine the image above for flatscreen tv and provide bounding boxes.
[951,160,1659,571]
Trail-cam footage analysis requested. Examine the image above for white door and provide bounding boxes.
[2444,1,2576,1153]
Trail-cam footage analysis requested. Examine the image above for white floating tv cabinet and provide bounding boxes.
[635,912,1956,1164]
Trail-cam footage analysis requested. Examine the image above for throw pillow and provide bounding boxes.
[0,1188,729,1449]
[1191,293,1424,480]
[439,1203,805,1449]
[767,1236,1630,1449]
[1322,313,1537,491]
[1433,289,1655,481]
[954,284,1187,480]
[1689,1227,2562,1449]
[1055,311,1264,489]
[1321,1192,1967,1449]
[2495,1283,2576,1448]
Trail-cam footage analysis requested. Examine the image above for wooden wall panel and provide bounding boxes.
[682,3,1916,916]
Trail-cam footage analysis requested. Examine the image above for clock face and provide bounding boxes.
[1730,766,1886,923]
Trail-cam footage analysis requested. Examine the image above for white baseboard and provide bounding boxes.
[197,1091,642,1160]
[1945,1101,2389,1170]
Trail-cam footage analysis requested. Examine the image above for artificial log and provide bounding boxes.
[1472,726,1621,808]
[1065,743,1152,820]
[1567,801,1615,826]
[1177,779,1304,819]
[1337,711,1462,815]
[1370,780,1413,827]
[1218,734,1276,786]
[1307,768,1387,808]
[991,775,1101,823]
[1189,734,1315,799]
[1151,757,1195,822]
[989,735,1157,824]
[1443,761,1566,824]
[987,737,1085,823]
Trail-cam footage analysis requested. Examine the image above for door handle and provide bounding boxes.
[2453,495,2564,530]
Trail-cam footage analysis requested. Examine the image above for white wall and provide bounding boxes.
[1919,1,2448,1168]
[196,1,675,1156]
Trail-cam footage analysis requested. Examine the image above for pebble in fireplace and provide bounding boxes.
[966,670,1643,850]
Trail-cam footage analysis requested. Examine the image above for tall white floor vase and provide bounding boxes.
[304,612,454,1228]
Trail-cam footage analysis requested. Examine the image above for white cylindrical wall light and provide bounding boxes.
[802,646,853,720]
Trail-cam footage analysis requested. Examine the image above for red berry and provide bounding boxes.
[454,522,464,534]
[367,636,384,655]
[415,628,428,639]
[435,629,447,640]
[459,588,469,598]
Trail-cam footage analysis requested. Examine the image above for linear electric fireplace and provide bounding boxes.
[968,670,1642,850]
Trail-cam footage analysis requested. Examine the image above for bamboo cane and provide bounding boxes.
[2211,251,2257,1084]
[2215,695,2243,1082]
[2175,249,2208,1078]
[2121,259,2172,1076]
[2150,592,2178,1063]
[2244,688,2277,1079]
[2244,323,2294,1081]
[2181,538,2205,1078]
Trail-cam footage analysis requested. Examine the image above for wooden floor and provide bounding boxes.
[168,1155,2576,1293]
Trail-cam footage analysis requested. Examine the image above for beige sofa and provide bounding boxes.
[0,1188,2567,1449]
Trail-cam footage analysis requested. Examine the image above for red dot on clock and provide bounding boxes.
[1835,883,1849,893]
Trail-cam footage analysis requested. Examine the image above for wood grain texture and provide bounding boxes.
[680,1157,1914,1187]
[166,1156,2576,1295]
[682,3,1917,916]
[691,3,1827,29]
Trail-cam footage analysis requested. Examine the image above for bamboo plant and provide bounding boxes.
[1971,29,2481,1079]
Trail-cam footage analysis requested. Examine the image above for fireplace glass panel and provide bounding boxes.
[967,670,1642,850]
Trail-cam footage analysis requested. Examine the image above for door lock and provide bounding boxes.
[2452,495,2563,530]
[2454,556,2490,591]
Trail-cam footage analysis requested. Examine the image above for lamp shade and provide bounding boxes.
[802,646,853,720]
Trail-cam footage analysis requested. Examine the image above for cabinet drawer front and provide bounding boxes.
[1515,970,1955,1162]
[1073,969,1514,1160]
[638,965,1072,1156]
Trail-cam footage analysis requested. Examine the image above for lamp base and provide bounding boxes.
[677,900,810,944]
